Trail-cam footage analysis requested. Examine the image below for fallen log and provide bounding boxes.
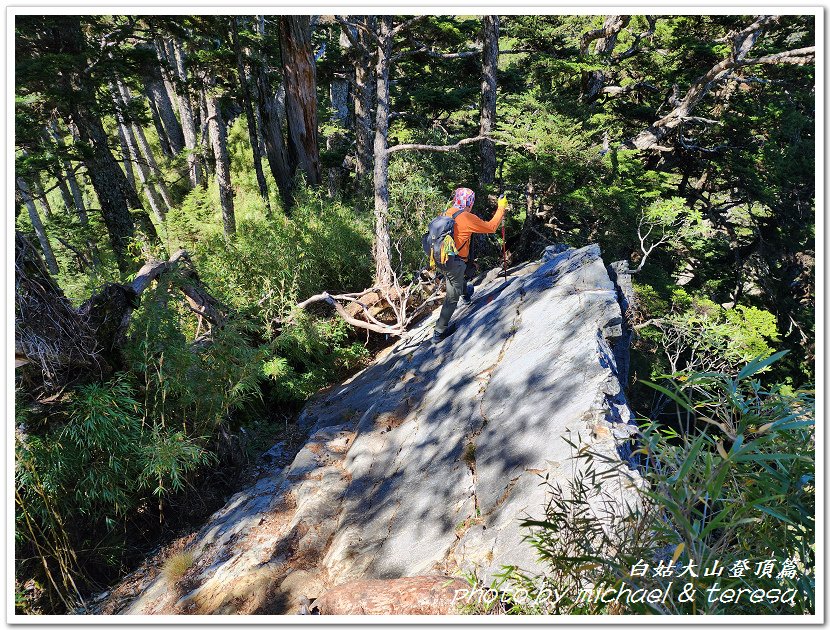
[15,232,227,402]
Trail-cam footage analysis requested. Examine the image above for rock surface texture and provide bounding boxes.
[102,244,642,616]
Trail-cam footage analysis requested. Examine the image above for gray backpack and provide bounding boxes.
[422,208,465,268]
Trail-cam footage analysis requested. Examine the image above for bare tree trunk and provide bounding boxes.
[40,130,75,214]
[69,103,156,272]
[372,16,394,287]
[54,173,74,214]
[519,177,536,256]
[595,15,630,55]
[157,36,202,187]
[479,15,499,187]
[115,121,138,195]
[279,15,321,186]
[254,15,293,211]
[580,15,630,55]
[232,16,271,214]
[48,122,88,222]
[112,83,168,224]
[48,121,102,267]
[117,81,174,210]
[144,52,185,155]
[31,178,54,219]
[327,73,350,197]
[147,96,173,157]
[204,77,236,237]
[18,177,59,275]
[349,16,376,197]
[196,89,212,180]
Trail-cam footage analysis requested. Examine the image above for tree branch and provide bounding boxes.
[391,15,427,37]
[580,15,630,56]
[625,16,812,151]
[386,134,507,154]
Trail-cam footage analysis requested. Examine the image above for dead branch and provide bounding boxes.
[386,134,508,154]
[294,269,442,337]
[580,15,630,56]
[625,16,814,151]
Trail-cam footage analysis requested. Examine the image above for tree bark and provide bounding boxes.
[31,178,54,220]
[580,15,630,56]
[112,83,168,224]
[18,178,59,275]
[326,73,350,197]
[147,95,173,157]
[144,52,186,155]
[353,17,376,197]
[48,122,89,223]
[372,16,394,287]
[69,104,156,272]
[479,15,499,186]
[157,36,202,187]
[232,16,271,214]
[204,77,236,237]
[254,15,293,211]
[279,16,322,186]
[116,121,138,194]
[117,81,174,210]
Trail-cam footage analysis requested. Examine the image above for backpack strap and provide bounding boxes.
[448,208,470,259]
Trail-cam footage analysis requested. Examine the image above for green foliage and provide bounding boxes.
[387,153,449,273]
[487,355,814,614]
[125,282,266,435]
[14,13,815,612]
[167,182,373,331]
[262,312,370,405]
[15,376,215,603]
[649,297,780,376]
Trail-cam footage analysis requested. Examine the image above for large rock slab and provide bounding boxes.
[312,576,470,615]
[107,244,641,616]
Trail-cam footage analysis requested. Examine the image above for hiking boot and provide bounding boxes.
[461,284,474,304]
[431,324,457,344]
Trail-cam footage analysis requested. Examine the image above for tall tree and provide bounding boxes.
[372,16,395,287]
[252,15,293,211]
[279,16,321,186]
[338,16,376,196]
[156,35,202,187]
[479,15,499,186]
[203,73,236,236]
[111,82,168,223]
[142,49,186,156]
[17,177,59,275]
[16,16,158,272]
[231,17,271,214]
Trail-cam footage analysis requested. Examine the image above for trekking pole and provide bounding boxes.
[499,193,508,283]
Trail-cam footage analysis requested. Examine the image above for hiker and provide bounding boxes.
[430,187,509,344]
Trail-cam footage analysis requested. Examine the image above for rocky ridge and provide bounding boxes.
[98,243,642,615]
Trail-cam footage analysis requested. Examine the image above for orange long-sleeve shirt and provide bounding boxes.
[444,204,506,261]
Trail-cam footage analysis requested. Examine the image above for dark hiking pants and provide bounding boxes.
[436,257,467,335]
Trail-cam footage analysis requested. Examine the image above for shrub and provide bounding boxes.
[262,312,370,405]
[15,376,216,609]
